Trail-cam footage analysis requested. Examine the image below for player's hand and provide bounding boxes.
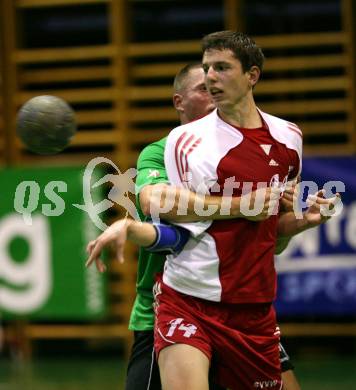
[241,186,281,221]
[280,176,300,212]
[304,190,341,227]
[85,218,133,272]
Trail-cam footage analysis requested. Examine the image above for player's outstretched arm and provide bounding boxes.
[139,184,240,221]
[86,219,190,272]
[85,219,157,272]
[140,184,280,222]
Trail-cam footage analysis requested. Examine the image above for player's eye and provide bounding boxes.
[215,64,228,72]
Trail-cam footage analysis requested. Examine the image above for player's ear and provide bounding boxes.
[173,93,184,113]
[248,66,260,88]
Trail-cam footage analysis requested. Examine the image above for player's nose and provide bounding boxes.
[205,66,218,82]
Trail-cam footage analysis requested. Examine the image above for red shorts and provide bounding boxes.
[154,277,282,390]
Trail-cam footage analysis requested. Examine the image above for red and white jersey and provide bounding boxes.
[163,108,302,303]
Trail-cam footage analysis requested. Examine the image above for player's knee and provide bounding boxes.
[158,344,210,390]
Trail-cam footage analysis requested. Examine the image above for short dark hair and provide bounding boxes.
[202,31,264,73]
[173,62,202,93]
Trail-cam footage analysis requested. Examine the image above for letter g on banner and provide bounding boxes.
[0,214,52,313]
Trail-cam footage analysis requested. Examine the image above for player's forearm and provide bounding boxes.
[275,212,310,255]
[128,219,190,253]
[277,211,311,237]
[140,184,240,222]
[126,220,157,247]
[275,236,293,255]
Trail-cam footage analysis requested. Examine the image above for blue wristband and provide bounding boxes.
[145,223,190,254]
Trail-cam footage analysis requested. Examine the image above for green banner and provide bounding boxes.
[0,166,107,320]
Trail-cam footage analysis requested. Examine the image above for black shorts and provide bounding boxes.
[279,342,295,372]
[125,331,161,390]
[125,331,294,390]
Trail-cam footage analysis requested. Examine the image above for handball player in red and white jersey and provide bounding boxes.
[86,59,338,389]
[155,31,303,390]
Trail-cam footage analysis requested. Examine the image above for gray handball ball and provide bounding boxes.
[16,95,76,155]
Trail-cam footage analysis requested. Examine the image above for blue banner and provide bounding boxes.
[275,157,356,316]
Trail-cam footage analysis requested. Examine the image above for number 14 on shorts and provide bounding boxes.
[167,318,197,338]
